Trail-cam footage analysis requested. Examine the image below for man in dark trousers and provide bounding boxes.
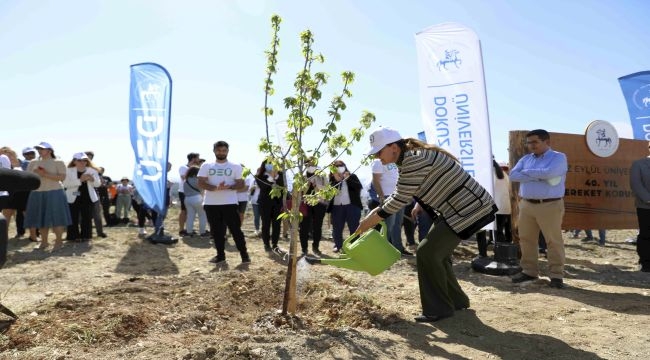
[197,141,249,264]
[630,141,650,273]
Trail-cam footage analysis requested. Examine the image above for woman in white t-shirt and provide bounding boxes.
[492,160,512,243]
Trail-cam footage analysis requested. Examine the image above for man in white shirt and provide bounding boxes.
[371,158,412,256]
[198,141,249,264]
[178,152,201,236]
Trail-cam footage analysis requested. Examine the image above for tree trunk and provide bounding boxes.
[281,189,301,314]
[508,130,529,244]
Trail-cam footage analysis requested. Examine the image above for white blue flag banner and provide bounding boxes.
[129,63,172,215]
[415,23,493,198]
[618,71,650,140]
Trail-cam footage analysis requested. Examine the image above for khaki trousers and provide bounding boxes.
[518,199,565,279]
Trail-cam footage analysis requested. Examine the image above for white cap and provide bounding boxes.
[73,152,89,160]
[34,141,53,150]
[22,147,36,154]
[366,126,402,156]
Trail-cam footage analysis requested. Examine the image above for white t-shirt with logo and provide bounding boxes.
[371,159,399,194]
[198,161,242,205]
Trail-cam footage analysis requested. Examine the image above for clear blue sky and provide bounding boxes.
[2,0,648,183]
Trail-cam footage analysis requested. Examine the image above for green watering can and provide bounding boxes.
[306,222,401,276]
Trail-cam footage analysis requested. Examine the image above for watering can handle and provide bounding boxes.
[343,221,387,247]
[374,221,386,238]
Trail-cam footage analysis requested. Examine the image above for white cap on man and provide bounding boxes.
[366,126,402,156]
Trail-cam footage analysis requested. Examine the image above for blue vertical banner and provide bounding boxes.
[619,71,650,140]
[129,63,172,216]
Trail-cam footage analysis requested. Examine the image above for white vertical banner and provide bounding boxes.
[415,22,493,197]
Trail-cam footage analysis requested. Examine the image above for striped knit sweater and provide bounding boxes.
[377,148,496,237]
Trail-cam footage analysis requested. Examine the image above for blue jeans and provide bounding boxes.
[417,211,433,241]
[252,203,260,231]
[585,229,607,244]
[184,194,207,234]
[331,204,361,249]
[384,207,405,251]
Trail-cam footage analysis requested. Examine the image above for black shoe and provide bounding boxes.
[241,255,251,264]
[455,304,470,311]
[640,267,650,273]
[414,314,452,322]
[312,246,322,256]
[581,237,595,242]
[511,272,538,283]
[179,230,189,236]
[209,256,225,264]
[264,245,272,252]
[98,233,108,238]
[400,249,414,257]
[549,278,564,288]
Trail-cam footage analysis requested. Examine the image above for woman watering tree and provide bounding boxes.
[356,127,497,322]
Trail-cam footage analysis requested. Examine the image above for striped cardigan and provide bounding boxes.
[377,148,497,238]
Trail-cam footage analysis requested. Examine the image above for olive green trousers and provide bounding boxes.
[416,220,469,316]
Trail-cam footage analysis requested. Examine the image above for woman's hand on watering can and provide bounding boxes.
[355,208,382,235]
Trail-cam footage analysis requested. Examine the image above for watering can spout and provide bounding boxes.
[319,258,365,272]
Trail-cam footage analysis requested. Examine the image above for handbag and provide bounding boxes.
[285,198,309,217]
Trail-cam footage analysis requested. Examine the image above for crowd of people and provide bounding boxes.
[0,142,167,250]
[2,128,648,324]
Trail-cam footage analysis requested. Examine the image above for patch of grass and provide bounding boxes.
[66,323,98,345]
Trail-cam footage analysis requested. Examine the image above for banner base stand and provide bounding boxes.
[471,256,521,276]
[146,232,178,245]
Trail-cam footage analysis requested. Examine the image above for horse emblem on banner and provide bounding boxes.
[643,97,650,107]
[437,49,462,71]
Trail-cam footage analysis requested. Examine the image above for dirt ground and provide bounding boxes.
[1,207,649,360]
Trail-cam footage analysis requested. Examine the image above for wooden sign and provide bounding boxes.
[508,130,647,230]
